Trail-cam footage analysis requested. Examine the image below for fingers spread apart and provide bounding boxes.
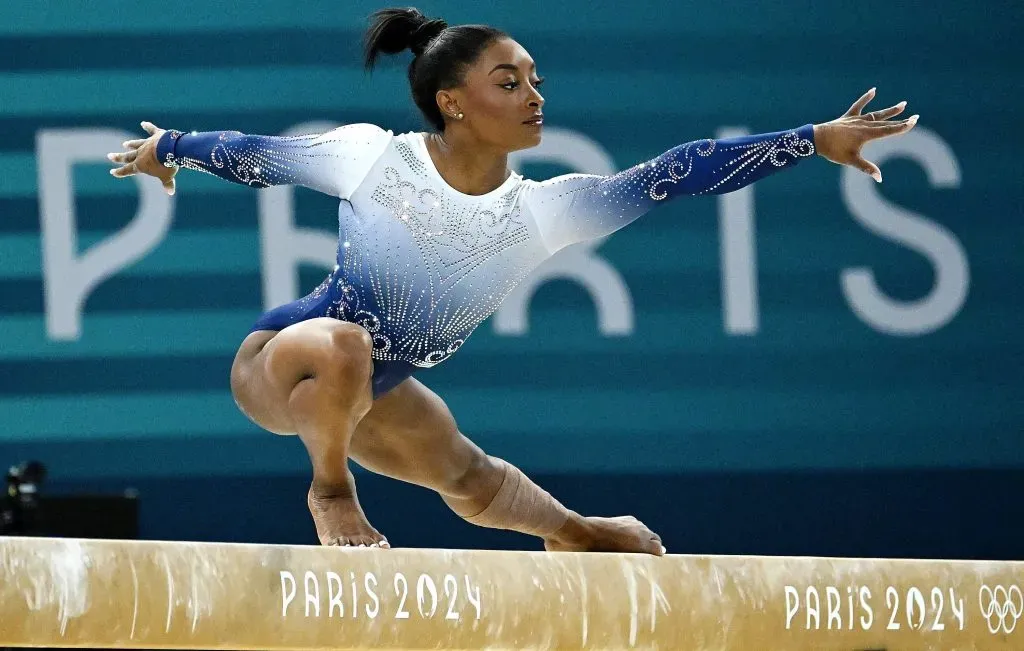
[107,146,139,178]
[869,114,919,134]
[110,161,137,178]
[107,149,138,164]
[107,131,147,178]
[864,101,907,122]
[854,155,883,184]
[844,87,876,117]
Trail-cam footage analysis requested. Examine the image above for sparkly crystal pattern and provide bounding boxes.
[164,123,815,368]
[155,123,391,199]
[524,125,815,252]
[338,136,538,367]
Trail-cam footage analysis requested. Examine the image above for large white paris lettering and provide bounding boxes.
[33,124,967,341]
[715,127,761,335]
[37,129,173,340]
[840,127,968,335]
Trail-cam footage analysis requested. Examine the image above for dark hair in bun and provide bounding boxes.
[363,7,507,131]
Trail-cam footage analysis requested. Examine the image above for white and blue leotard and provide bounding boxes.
[156,122,816,397]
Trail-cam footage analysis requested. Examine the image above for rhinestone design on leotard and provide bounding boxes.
[158,123,816,368]
[335,139,538,367]
[166,131,322,187]
[523,126,815,250]
[156,125,391,198]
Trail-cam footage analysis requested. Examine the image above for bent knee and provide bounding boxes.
[322,320,374,360]
[265,319,374,389]
[319,321,374,385]
[443,449,502,501]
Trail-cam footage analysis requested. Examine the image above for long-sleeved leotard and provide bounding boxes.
[156,122,815,397]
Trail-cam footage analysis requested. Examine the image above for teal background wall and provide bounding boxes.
[0,0,1021,499]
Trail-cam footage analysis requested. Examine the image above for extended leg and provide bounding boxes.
[349,378,664,554]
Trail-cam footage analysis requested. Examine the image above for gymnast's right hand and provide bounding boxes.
[106,121,179,196]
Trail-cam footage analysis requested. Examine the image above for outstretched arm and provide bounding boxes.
[107,121,391,199]
[525,124,816,251]
[525,88,918,253]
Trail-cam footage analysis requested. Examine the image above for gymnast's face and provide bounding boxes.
[440,37,546,152]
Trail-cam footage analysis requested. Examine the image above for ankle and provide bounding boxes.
[308,478,355,501]
[547,511,593,546]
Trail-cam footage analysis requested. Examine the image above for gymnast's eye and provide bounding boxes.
[500,77,544,91]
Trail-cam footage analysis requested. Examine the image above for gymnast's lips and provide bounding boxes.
[522,115,544,126]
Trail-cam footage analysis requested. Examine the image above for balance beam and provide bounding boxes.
[1,536,1021,649]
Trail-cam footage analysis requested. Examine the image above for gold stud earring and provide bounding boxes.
[456,112,464,120]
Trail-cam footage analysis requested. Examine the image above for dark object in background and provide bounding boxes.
[2,460,46,535]
[2,460,138,539]
[35,493,140,539]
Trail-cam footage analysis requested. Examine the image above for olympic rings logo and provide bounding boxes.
[979,585,1023,634]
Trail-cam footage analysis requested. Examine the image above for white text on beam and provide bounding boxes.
[0,536,1022,650]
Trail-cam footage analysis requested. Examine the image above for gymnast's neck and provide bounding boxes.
[423,130,513,196]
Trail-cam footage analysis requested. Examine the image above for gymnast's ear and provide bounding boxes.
[435,89,463,122]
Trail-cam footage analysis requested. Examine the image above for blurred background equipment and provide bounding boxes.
[2,460,138,539]
[2,460,46,535]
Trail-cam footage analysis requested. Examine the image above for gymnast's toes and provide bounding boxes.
[307,491,389,549]
[351,535,390,548]
[324,533,390,548]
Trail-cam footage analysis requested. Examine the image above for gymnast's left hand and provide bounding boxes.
[813,88,919,183]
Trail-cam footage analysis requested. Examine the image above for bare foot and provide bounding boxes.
[307,488,390,548]
[545,515,665,556]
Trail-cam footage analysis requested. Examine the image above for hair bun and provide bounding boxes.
[363,7,448,70]
[410,18,448,56]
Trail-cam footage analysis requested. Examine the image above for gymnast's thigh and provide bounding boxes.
[349,377,487,492]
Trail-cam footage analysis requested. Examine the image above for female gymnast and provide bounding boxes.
[106,7,918,554]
